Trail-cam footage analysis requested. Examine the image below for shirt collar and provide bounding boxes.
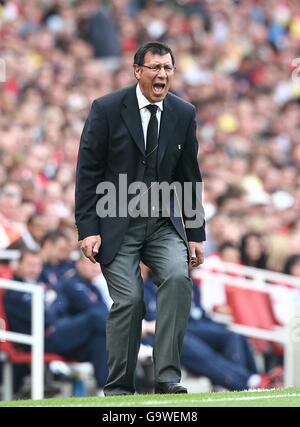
[136,84,163,112]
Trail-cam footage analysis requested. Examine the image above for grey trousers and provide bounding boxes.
[101,216,192,395]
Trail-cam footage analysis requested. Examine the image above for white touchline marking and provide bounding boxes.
[20,392,300,407]
[135,393,300,406]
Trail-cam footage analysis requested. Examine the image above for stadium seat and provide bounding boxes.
[0,264,14,280]
[225,284,283,355]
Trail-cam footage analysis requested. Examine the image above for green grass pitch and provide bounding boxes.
[1,388,300,407]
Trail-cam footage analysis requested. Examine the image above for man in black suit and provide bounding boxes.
[75,42,205,395]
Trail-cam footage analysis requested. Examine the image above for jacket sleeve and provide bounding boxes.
[62,280,93,313]
[75,100,109,240]
[61,280,108,319]
[175,108,206,242]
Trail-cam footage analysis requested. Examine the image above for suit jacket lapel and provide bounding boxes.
[121,88,178,162]
[157,94,178,168]
[121,86,145,156]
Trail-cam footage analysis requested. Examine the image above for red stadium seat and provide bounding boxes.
[225,285,283,354]
[0,264,14,280]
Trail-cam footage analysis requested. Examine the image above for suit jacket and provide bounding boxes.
[75,85,205,265]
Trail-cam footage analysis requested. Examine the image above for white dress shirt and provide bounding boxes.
[136,83,163,148]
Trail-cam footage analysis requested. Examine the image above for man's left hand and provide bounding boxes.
[188,241,204,269]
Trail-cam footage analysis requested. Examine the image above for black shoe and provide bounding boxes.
[154,382,188,394]
[104,387,135,396]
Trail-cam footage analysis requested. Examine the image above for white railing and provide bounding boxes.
[0,279,44,401]
[0,249,80,262]
[193,261,300,387]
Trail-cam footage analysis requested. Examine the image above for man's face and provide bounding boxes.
[134,52,174,103]
[17,253,43,282]
[53,238,71,263]
[44,237,70,264]
[29,216,48,242]
[291,262,300,278]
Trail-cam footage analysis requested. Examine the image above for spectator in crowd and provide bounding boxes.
[39,230,74,289]
[60,253,109,319]
[82,0,121,59]
[8,212,48,251]
[4,249,108,396]
[218,241,241,264]
[283,254,300,277]
[0,183,24,248]
[196,241,241,316]
[240,232,268,269]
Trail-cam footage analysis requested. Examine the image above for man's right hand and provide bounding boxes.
[79,235,101,264]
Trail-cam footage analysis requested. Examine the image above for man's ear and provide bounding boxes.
[133,64,141,80]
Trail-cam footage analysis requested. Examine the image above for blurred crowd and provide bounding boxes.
[1,0,300,276]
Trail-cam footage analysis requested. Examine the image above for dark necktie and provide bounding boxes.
[145,104,158,169]
[138,104,159,215]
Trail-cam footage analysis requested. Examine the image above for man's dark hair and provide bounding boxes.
[27,212,44,226]
[218,241,240,253]
[41,230,69,247]
[134,41,175,66]
[283,254,300,275]
[19,249,40,263]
